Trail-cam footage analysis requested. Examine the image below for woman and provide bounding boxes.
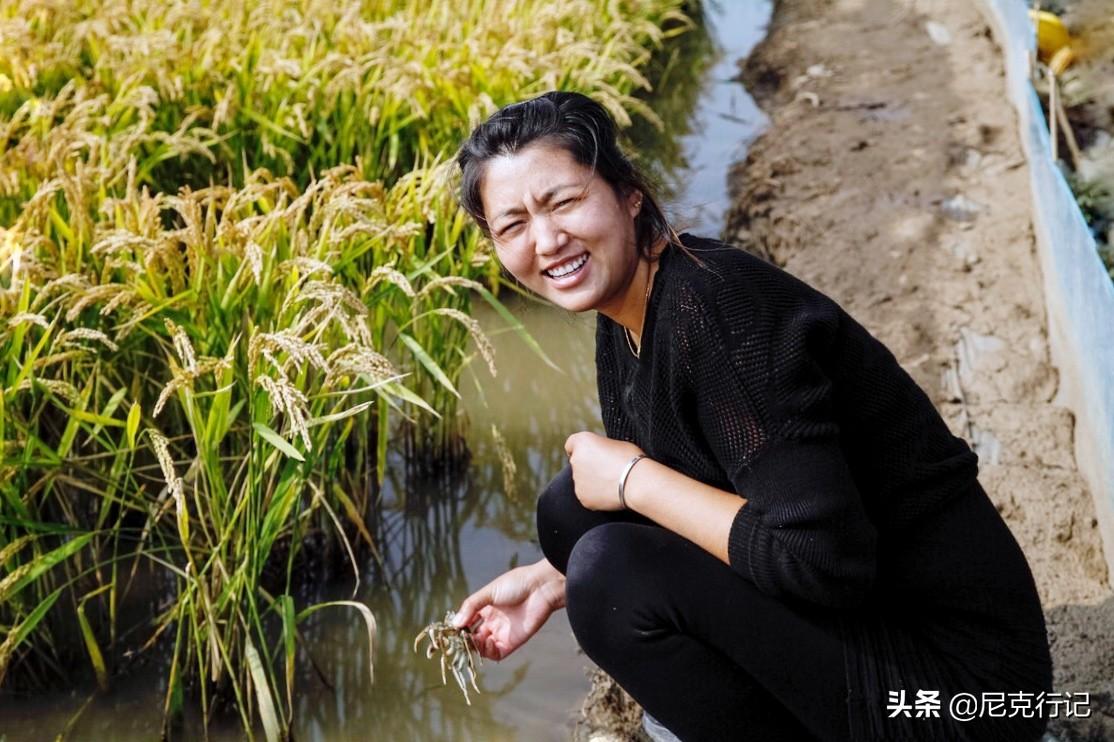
[449,91,1053,741]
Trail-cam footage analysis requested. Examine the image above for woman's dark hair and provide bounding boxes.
[455,90,694,263]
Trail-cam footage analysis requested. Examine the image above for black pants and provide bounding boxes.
[537,464,1051,742]
[537,463,849,741]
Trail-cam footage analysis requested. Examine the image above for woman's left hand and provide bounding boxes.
[564,431,646,511]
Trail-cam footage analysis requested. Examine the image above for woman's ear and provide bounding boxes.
[627,189,644,218]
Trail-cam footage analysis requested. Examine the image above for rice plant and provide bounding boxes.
[0,0,700,737]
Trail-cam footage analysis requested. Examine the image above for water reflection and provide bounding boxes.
[287,300,602,741]
[628,0,773,237]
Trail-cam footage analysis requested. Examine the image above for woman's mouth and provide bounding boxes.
[543,253,589,282]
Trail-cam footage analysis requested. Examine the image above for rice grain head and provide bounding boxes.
[365,265,415,298]
[147,429,185,506]
[490,423,517,501]
[249,331,327,374]
[415,275,484,300]
[56,327,119,352]
[164,318,198,373]
[325,345,399,388]
[432,307,496,378]
[245,241,264,284]
[254,372,312,450]
[6,313,49,329]
[14,378,81,405]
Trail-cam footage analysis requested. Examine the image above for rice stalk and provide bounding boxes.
[0,0,700,737]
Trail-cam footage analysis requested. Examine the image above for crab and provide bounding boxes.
[413,610,483,705]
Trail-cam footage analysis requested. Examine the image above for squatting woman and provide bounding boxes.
[449,91,1052,741]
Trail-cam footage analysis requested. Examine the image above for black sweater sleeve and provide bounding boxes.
[683,279,879,610]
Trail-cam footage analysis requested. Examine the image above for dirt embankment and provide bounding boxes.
[580,0,1114,739]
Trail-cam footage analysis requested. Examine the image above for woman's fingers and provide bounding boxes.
[464,610,499,661]
[485,636,500,660]
[454,586,492,628]
[472,631,496,661]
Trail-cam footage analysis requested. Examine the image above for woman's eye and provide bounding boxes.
[555,198,575,209]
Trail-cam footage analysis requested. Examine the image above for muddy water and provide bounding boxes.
[665,1,772,236]
[0,3,770,740]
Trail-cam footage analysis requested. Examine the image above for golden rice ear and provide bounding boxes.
[164,318,198,372]
[0,0,693,727]
[490,423,518,501]
[63,284,128,322]
[253,373,312,451]
[365,265,416,298]
[324,346,399,389]
[6,313,49,330]
[415,275,485,300]
[55,328,119,353]
[432,307,497,378]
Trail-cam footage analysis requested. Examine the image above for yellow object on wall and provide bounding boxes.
[1029,9,1075,68]
[1049,45,1076,74]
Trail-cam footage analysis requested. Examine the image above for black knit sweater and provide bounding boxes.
[595,233,980,611]
[596,233,1053,740]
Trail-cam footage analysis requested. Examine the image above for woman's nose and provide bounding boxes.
[532,213,568,256]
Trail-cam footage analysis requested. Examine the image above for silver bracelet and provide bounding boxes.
[618,454,649,509]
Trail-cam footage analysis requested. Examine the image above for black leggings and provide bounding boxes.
[537,464,1051,742]
[537,463,849,741]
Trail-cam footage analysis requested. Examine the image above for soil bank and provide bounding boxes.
[579,0,1114,739]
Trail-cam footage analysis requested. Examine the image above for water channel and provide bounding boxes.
[0,2,771,739]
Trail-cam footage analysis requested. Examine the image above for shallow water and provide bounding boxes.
[0,2,771,739]
[666,0,772,237]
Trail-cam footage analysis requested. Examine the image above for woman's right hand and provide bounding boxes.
[452,558,567,661]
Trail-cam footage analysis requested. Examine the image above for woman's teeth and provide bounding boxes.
[546,254,588,278]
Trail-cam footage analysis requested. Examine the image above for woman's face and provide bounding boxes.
[478,141,642,316]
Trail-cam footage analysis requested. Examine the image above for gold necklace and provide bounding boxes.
[624,261,654,359]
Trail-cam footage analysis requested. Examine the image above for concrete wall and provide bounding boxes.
[978,0,1114,578]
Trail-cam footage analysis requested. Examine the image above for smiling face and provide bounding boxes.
[479,140,643,318]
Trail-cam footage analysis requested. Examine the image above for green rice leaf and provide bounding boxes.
[331,483,380,562]
[244,637,282,742]
[259,479,301,552]
[77,589,111,691]
[87,387,128,440]
[11,324,53,394]
[252,422,305,462]
[307,399,374,427]
[380,381,438,417]
[296,600,376,685]
[279,595,296,716]
[241,108,306,144]
[475,285,562,372]
[0,387,6,459]
[0,586,64,685]
[376,395,390,486]
[64,405,126,428]
[56,377,95,459]
[398,333,459,399]
[0,532,94,603]
[125,401,141,450]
